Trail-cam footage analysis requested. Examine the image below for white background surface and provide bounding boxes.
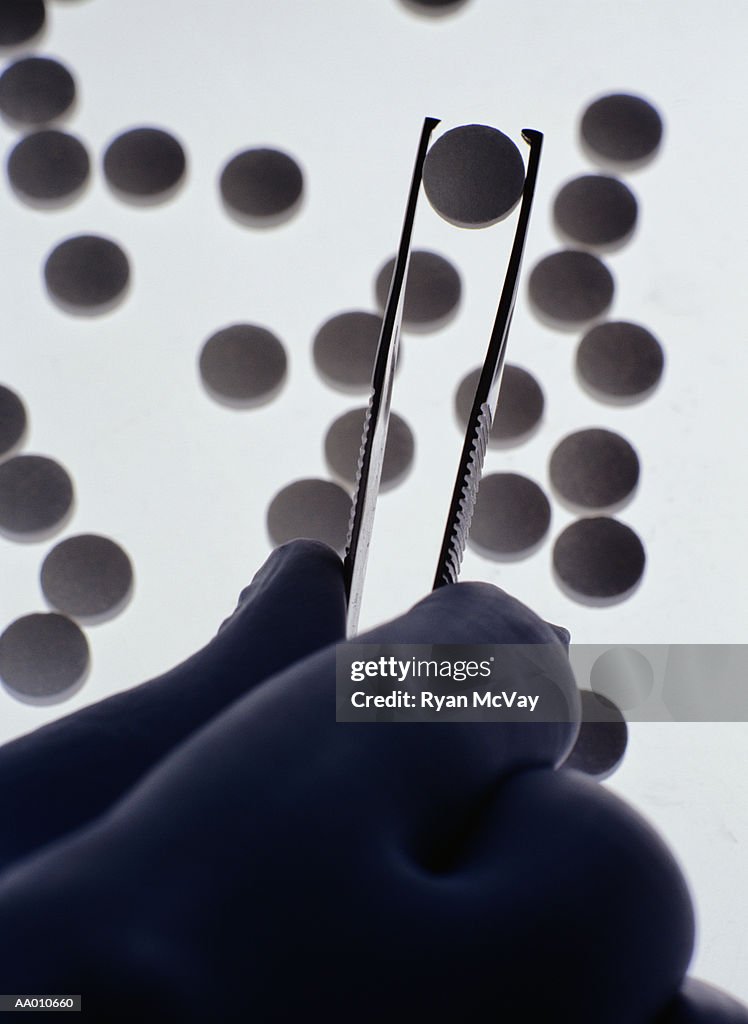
[0,0,746,999]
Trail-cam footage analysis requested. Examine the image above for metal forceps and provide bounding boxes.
[344,117,543,636]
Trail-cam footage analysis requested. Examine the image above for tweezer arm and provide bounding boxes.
[344,116,440,636]
[433,128,543,589]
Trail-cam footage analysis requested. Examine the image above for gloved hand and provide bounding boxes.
[0,540,744,1022]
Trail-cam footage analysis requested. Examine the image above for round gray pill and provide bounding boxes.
[590,647,654,712]
[423,123,525,228]
[41,534,134,619]
[104,127,186,199]
[528,250,614,326]
[581,93,663,166]
[0,2,45,47]
[455,364,544,444]
[549,428,639,509]
[8,129,89,203]
[267,479,352,555]
[0,385,27,457]
[313,311,384,392]
[576,321,664,400]
[399,0,470,14]
[0,57,75,125]
[469,472,551,557]
[0,454,73,535]
[220,147,303,223]
[44,235,130,312]
[553,517,645,601]
[0,613,89,701]
[553,174,637,248]
[199,324,287,406]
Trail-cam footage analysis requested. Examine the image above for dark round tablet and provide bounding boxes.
[399,0,469,14]
[553,517,645,600]
[528,249,614,326]
[576,321,664,400]
[103,127,186,199]
[312,311,384,391]
[590,646,654,712]
[423,124,525,228]
[455,364,544,444]
[581,93,663,165]
[324,407,414,489]
[0,384,27,457]
[267,478,351,555]
[0,2,45,48]
[0,613,89,701]
[375,249,461,329]
[199,324,287,406]
[549,428,639,509]
[0,454,73,535]
[220,147,303,223]
[41,534,134,619]
[553,174,637,248]
[8,129,90,203]
[564,690,628,780]
[44,235,130,312]
[468,472,551,557]
[0,57,75,125]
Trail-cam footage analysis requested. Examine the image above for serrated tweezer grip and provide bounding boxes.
[433,128,543,589]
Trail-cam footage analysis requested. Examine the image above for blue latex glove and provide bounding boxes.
[0,540,744,1022]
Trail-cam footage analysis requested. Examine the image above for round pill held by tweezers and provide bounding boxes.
[423,123,525,228]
